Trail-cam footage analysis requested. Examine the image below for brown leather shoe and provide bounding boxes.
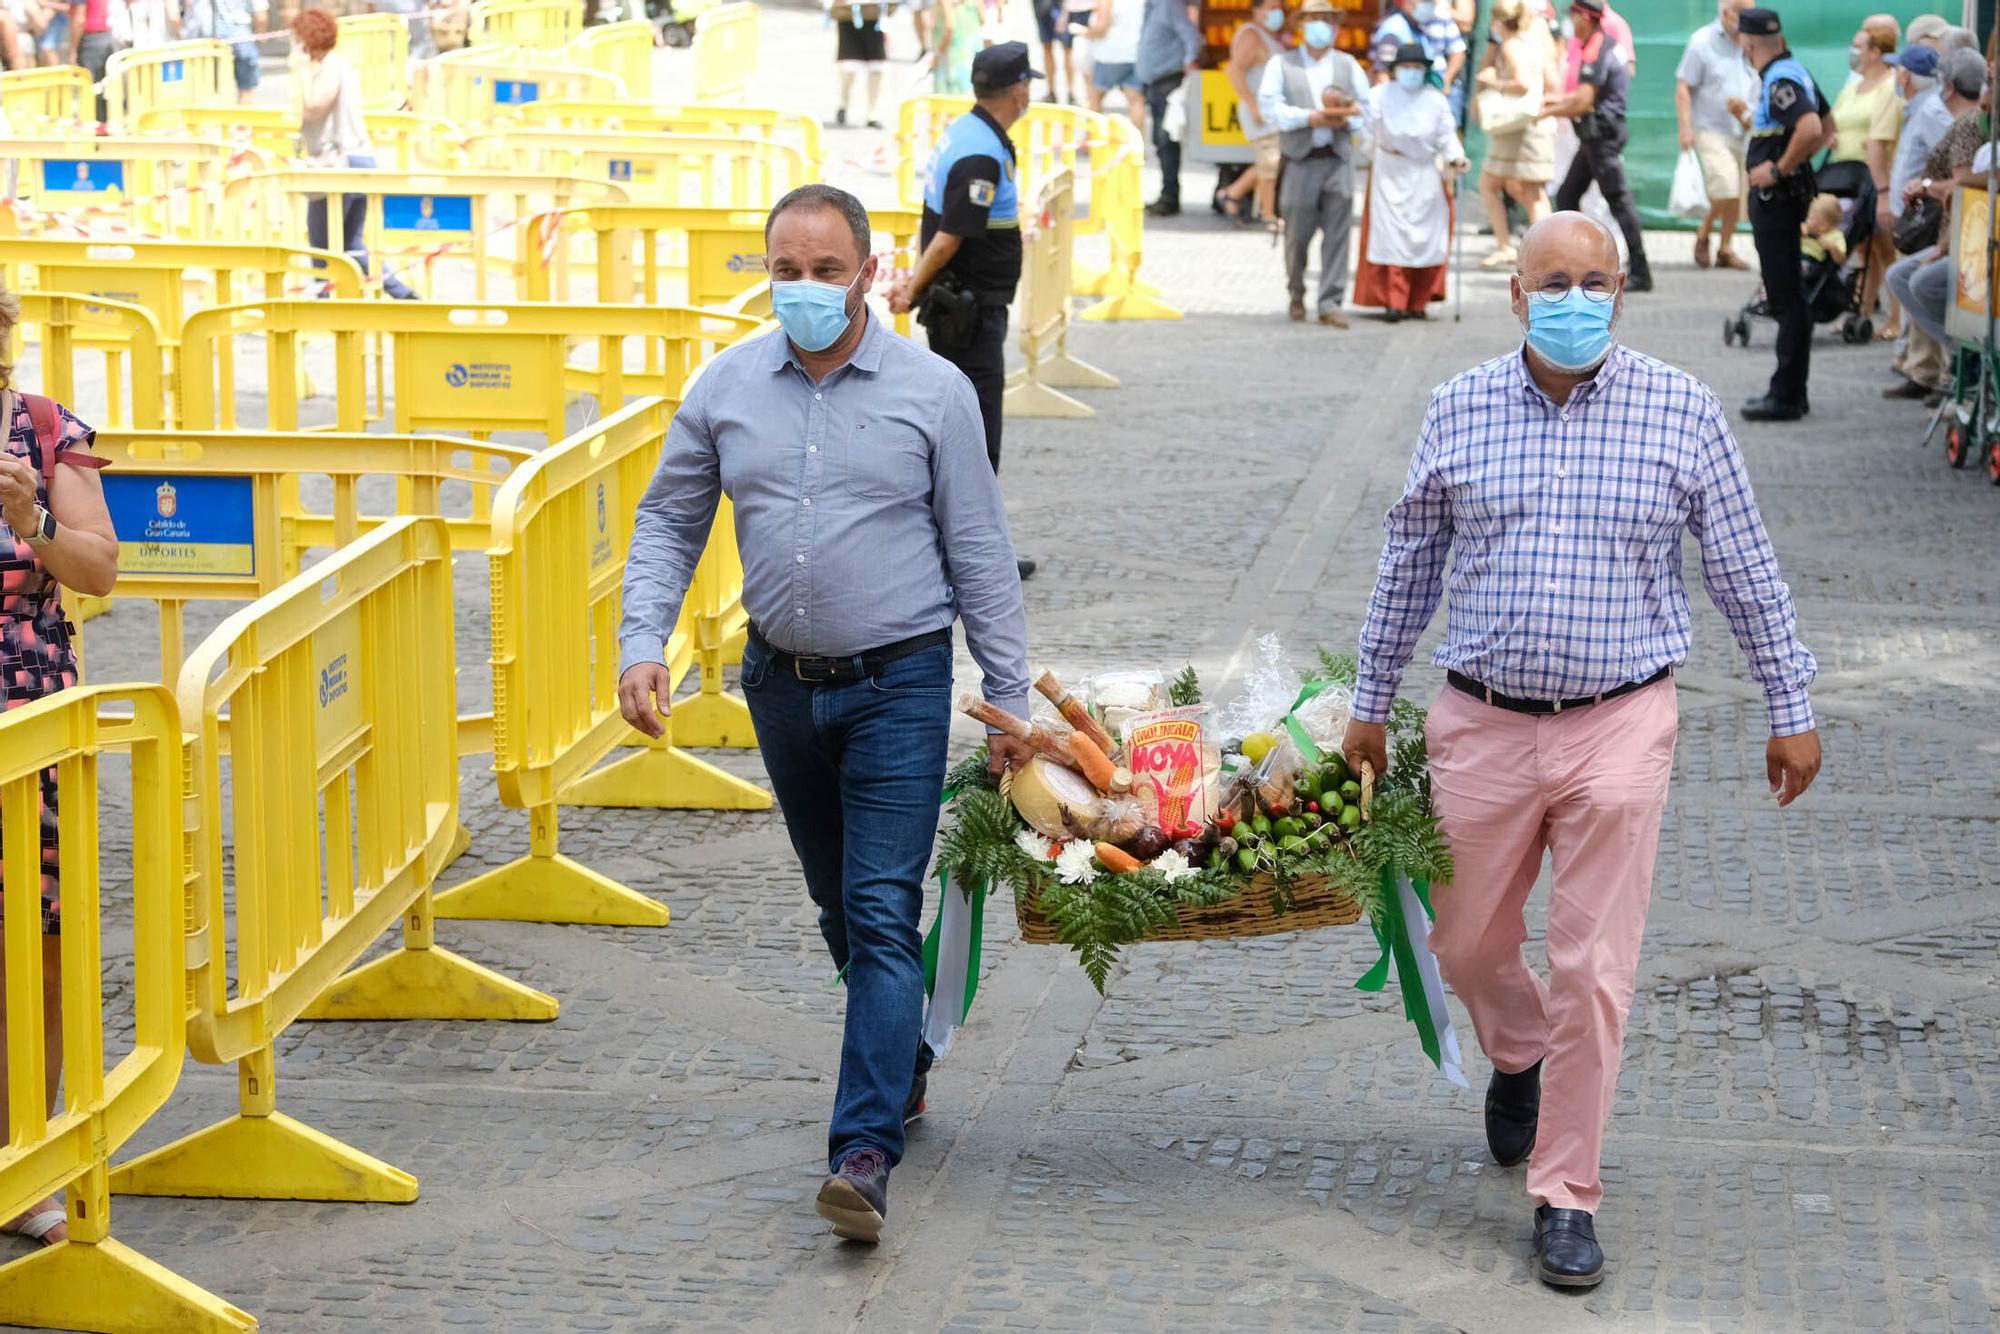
[1319,310,1349,329]
[1693,233,1711,269]
[1716,249,1751,271]
[1288,299,1306,322]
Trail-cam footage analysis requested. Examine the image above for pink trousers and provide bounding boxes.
[1423,679,1678,1214]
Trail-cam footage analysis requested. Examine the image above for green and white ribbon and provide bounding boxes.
[920,869,986,1058]
[1357,866,1466,1087]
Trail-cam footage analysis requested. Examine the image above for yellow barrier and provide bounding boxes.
[515,100,824,170]
[101,39,235,133]
[0,135,245,238]
[690,1,758,103]
[1076,114,1181,322]
[464,129,809,208]
[13,292,168,430]
[0,684,255,1332]
[109,517,555,1206]
[520,202,921,337]
[412,47,624,125]
[0,66,93,131]
[1003,170,1117,418]
[222,167,628,301]
[178,298,760,439]
[337,13,413,110]
[131,106,466,169]
[562,20,656,101]
[84,429,533,687]
[433,399,770,927]
[470,0,583,49]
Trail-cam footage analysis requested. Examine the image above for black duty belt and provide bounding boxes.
[747,625,951,684]
[1447,665,1672,716]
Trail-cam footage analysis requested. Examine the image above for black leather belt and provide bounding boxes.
[1303,144,1341,160]
[1448,666,1671,715]
[747,625,951,684]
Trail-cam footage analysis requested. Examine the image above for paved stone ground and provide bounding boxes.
[10,10,2000,1332]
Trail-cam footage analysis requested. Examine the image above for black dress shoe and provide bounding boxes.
[1017,557,1038,581]
[1741,393,1806,422]
[1625,274,1654,293]
[1485,1058,1541,1167]
[1144,199,1180,218]
[1882,378,1931,399]
[1533,1205,1606,1288]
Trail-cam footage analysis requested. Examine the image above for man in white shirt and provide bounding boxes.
[1674,0,1755,270]
[1258,0,1371,326]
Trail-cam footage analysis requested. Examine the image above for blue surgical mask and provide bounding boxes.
[1302,18,1333,48]
[1394,66,1426,91]
[771,270,863,352]
[1262,6,1285,30]
[1524,287,1617,372]
[1414,1,1436,22]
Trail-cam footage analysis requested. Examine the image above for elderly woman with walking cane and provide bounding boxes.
[1354,41,1470,321]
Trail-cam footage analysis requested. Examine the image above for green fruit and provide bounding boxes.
[1339,780,1362,800]
[1273,817,1301,840]
[1338,805,1363,831]
[1279,835,1304,851]
[1231,821,1254,843]
[1251,813,1272,836]
[1235,847,1259,873]
[1302,812,1324,830]
[1322,755,1349,786]
[1206,849,1224,872]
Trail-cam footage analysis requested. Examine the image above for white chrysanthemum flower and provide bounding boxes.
[1054,839,1100,884]
[1153,848,1196,884]
[1016,830,1056,862]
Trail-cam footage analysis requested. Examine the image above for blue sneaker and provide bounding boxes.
[816,1147,889,1243]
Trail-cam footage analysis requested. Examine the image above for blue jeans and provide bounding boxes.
[739,636,952,1173]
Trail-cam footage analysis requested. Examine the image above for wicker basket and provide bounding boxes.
[1010,764,1374,944]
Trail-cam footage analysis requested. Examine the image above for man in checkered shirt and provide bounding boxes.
[1342,212,1821,1291]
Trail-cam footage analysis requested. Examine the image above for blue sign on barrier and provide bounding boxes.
[42,160,124,193]
[105,474,256,578]
[383,193,473,232]
[493,79,540,104]
[608,159,632,182]
[162,59,184,82]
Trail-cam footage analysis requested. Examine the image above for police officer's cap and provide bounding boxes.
[971,41,1040,93]
[1738,8,1782,37]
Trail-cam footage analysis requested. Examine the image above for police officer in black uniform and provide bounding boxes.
[892,41,1038,579]
[1738,7,1830,422]
[1546,0,1652,291]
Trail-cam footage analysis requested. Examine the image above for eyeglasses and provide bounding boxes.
[1518,273,1621,303]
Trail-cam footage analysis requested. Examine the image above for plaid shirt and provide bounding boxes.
[1355,344,1816,736]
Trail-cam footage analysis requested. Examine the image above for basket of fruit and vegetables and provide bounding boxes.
[938,646,1452,990]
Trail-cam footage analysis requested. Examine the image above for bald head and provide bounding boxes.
[1518,212,1621,280]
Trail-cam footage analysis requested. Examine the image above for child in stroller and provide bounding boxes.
[1722,188,1875,348]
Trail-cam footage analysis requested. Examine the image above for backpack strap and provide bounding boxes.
[20,393,60,479]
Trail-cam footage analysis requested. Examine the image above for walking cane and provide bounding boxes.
[1451,167,1465,324]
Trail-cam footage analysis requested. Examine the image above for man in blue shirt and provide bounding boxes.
[619,183,1033,1247]
[1370,0,1465,89]
[1135,0,1202,215]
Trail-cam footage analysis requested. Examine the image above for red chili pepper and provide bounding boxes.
[1306,802,1320,814]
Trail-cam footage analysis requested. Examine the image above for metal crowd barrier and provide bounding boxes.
[109,517,555,1206]
[0,685,254,1331]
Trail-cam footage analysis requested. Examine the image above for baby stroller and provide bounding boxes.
[1721,177,1878,348]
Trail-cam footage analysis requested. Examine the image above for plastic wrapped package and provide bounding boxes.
[1213,632,1304,742]
[1081,670,1165,742]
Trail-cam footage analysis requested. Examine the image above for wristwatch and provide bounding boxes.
[23,505,56,548]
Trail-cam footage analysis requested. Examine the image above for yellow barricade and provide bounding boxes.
[1076,114,1181,321]
[100,40,235,133]
[0,66,93,131]
[1003,170,1116,419]
[516,99,824,170]
[337,13,413,110]
[84,429,532,689]
[690,2,758,103]
[0,685,255,1333]
[412,47,624,125]
[178,298,760,439]
[131,106,465,169]
[463,130,809,208]
[561,20,656,102]
[470,0,582,49]
[221,168,629,301]
[13,292,168,430]
[109,517,556,1207]
[433,399,770,928]
[520,202,921,336]
[0,135,244,238]
[360,110,474,170]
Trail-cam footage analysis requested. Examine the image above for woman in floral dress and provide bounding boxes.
[0,284,120,1250]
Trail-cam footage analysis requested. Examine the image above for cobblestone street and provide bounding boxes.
[16,10,2000,1331]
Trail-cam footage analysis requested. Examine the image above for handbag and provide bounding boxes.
[1894,195,1943,255]
[1474,88,1534,138]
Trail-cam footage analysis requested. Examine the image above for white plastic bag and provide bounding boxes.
[1669,148,1709,221]
[1162,84,1186,144]
[1213,633,1302,742]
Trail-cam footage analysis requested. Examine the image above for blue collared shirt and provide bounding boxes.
[1136,0,1202,87]
[617,312,1032,721]
[1355,344,1816,736]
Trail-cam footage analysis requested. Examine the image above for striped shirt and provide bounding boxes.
[1355,344,1816,736]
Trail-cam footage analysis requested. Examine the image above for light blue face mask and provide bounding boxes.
[1524,287,1617,372]
[1262,6,1285,30]
[1302,18,1334,48]
[771,270,863,352]
[1394,65,1427,91]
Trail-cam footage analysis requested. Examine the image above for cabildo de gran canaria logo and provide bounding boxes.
[319,654,350,709]
[155,480,177,518]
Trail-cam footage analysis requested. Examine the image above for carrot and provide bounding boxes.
[1064,732,1119,793]
[1095,842,1144,874]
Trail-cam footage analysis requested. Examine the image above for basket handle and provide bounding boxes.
[1359,761,1374,823]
